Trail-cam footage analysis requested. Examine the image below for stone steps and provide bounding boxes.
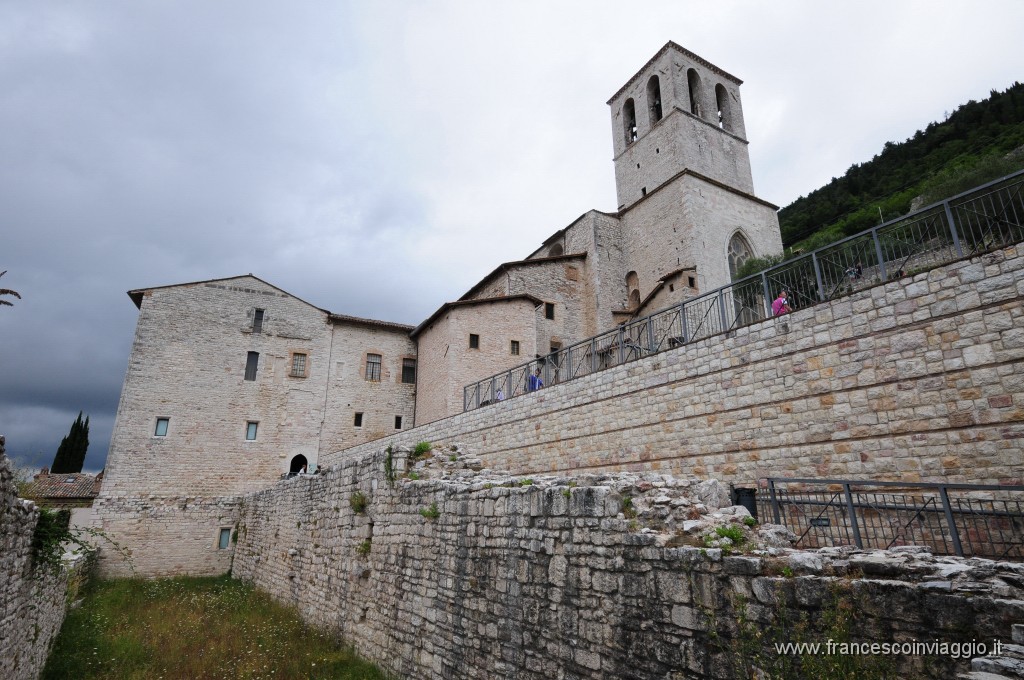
[959,625,1024,679]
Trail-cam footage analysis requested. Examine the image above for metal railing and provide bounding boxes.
[756,478,1024,560]
[464,169,1024,411]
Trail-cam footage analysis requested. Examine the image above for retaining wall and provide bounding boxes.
[232,449,1024,679]
[325,245,1024,488]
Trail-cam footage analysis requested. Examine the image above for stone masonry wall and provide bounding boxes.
[0,440,79,680]
[325,245,1024,489]
[93,495,241,578]
[232,448,1024,679]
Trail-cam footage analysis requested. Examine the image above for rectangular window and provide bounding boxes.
[218,528,231,550]
[401,358,416,384]
[394,415,403,429]
[510,340,520,355]
[290,352,307,378]
[252,308,264,334]
[154,417,169,437]
[353,412,363,427]
[245,421,258,441]
[244,351,259,381]
[368,356,385,383]
[469,334,479,349]
[545,302,555,320]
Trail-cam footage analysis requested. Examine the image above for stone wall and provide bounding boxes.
[232,448,1024,679]
[0,440,82,680]
[325,245,1024,489]
[93,495,240,577]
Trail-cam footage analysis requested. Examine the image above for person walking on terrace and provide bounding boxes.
[528,367,544,391]
[772,291,792,316]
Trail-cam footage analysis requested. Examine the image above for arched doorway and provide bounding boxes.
[289,454,308,476]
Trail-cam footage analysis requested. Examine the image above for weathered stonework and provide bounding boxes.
[327,244,1024,489]
[0,440,87,680]
[231,446,1024,679]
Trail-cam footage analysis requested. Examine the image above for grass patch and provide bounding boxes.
[43,575,386,680]
[349,491,368,514]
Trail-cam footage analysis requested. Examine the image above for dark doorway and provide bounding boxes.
[289,454,308,476]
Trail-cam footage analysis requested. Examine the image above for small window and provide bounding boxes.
[365,354,381,381]
[252,308,264,334]
[354,412,363,427]
[244,351,259,381]
[545,303,555,320]
[245,421,258,440]
[510,340,520,355]
[401,358,416,384]
[218,528,231,550]
[290,352,308,378]
[688,276,696,288]
[394,415,403,429]
[154,417,169,437]
[469,334,479,349]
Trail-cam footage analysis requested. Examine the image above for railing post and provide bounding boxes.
[761,272,771,318]
[943,200,964,257]
[769,479,781,525]
[812,252,826,302]
[490,377,496,403]
[590,338,597,373]
[646,316,655,353]
[871,228,887,280]
[617,325,625,364]
[938,486,964,557]
[680,302,688,343]
[843,483,863,549]
[717,290,728,332]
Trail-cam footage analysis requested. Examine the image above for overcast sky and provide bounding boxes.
[2,1,1022,474]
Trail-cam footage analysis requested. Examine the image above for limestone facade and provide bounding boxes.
[100,276,416,500]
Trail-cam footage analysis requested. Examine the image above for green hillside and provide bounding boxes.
[778,82,1024,253]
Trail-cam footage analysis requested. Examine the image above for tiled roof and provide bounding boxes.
[22,472,102,500]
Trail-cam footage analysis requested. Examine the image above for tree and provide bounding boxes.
[51,412,90,474]
[0,270,21,307]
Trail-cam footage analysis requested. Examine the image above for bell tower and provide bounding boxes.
[608,41,756,211]
[606,42,782,302]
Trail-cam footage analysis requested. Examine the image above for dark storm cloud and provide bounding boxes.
[0,2,428,471]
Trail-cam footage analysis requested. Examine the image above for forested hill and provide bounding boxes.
[778,81,1024,250]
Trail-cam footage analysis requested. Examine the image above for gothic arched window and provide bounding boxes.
[647,75,663,124]
[686,69,703,118]
[625,271,640,309]
[623,98,637,145]
[716,83,732,131]
[728,232,754,280]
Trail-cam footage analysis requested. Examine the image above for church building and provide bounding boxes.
[95,42,782,575]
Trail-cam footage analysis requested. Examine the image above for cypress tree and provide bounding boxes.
[51,411,90,474]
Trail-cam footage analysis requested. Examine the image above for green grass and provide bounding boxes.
[43,575,387,680]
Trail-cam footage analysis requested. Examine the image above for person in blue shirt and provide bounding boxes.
[528,368,543,391]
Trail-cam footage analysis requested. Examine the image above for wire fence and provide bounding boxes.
[464,169,1024,412]
[754,478,1024,561]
